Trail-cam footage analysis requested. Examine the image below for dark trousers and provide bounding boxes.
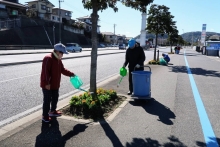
[128,69,134,92]
[128,67,143,92]
[42,89,59,117]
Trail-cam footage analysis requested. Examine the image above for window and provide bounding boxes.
[41,5,46,10]
[110,36,112,38]
[11,10,18,15]
[32,4,36,8]
[46,7,50,12]
[52,16,55,20]
[65,12,68,16]
[57,17,60,21]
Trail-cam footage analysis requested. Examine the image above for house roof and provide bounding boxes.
[53,7,72,12]
[0,0,26,8]
[102,32,115,36]
[26,0,55,7]
[76,15,91,20]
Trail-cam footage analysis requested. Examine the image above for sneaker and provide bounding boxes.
[49,110,62,117]
[127,91,133,95]
[42,116,51,122]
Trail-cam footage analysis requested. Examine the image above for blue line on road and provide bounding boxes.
[184,50,219,147]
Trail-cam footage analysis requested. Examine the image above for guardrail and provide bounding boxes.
[0,45,53,50]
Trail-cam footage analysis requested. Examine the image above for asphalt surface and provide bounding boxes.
[0,48,220,147]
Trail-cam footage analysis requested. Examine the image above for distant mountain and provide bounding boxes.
[181,32,220,43]
[135,31,220,43]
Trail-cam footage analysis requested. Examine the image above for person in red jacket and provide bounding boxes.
[40,43,75,122]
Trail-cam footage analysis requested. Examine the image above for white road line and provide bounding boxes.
[0,74,40,83]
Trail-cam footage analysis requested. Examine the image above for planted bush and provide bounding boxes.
[62,88,125,120]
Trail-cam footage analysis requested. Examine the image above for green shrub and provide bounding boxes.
[68,88,118,119]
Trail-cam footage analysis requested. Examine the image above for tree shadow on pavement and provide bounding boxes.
[125,135,187,147]
[99,117,124,147]
[170,66,220,77]
[35,118,88,147]
[129,98,176,125]
[196,137,220,147]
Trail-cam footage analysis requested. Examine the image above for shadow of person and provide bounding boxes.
[35,118,64,147]
[62,123,88,141]
[129,98,176,125]
[35,118,89,147]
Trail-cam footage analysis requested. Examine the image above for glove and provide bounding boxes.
[135,64,140,68]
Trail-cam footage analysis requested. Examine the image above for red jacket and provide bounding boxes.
[40,53,74,90]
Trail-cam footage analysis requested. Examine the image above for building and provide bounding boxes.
[102,32,117,44]
[51,7,72,23]
[26,0,54,20]
[117,34,126,44]
[76,15,100,33]
[0,0,26,20]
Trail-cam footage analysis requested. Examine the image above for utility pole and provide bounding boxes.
[114,24,116,44]
[59,0,64,43]
[182,29,184,47]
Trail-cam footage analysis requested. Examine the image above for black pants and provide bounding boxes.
[42,89,59,117]
[129,67,143,92]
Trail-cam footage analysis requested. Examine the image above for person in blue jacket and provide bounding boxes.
[162,53,170,63]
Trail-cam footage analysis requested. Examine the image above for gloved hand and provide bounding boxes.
[135,64,140,68]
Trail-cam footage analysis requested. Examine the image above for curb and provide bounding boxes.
[0,51,125,66]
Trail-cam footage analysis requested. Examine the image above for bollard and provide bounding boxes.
[157,50,159,61]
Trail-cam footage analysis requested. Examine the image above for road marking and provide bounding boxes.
[184,50,219,147]
[0,74,40,83]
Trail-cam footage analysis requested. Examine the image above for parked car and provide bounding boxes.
[66,43,82,52]
[119,44,126,50]
[99,44,106,48]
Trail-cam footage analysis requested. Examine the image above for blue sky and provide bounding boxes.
[19,0,220,37]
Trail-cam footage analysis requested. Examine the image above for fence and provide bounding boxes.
[0,18,21,30]
[0,45,53,50]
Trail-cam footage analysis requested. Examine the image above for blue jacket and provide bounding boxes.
[163,55,170,62]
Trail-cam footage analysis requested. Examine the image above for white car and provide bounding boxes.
[66,43,82,52]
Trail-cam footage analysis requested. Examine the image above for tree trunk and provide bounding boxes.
[90,1,98,98]
[154,34,158,60]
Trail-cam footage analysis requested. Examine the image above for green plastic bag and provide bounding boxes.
[70,75,83,89]
[159,58,167,65]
